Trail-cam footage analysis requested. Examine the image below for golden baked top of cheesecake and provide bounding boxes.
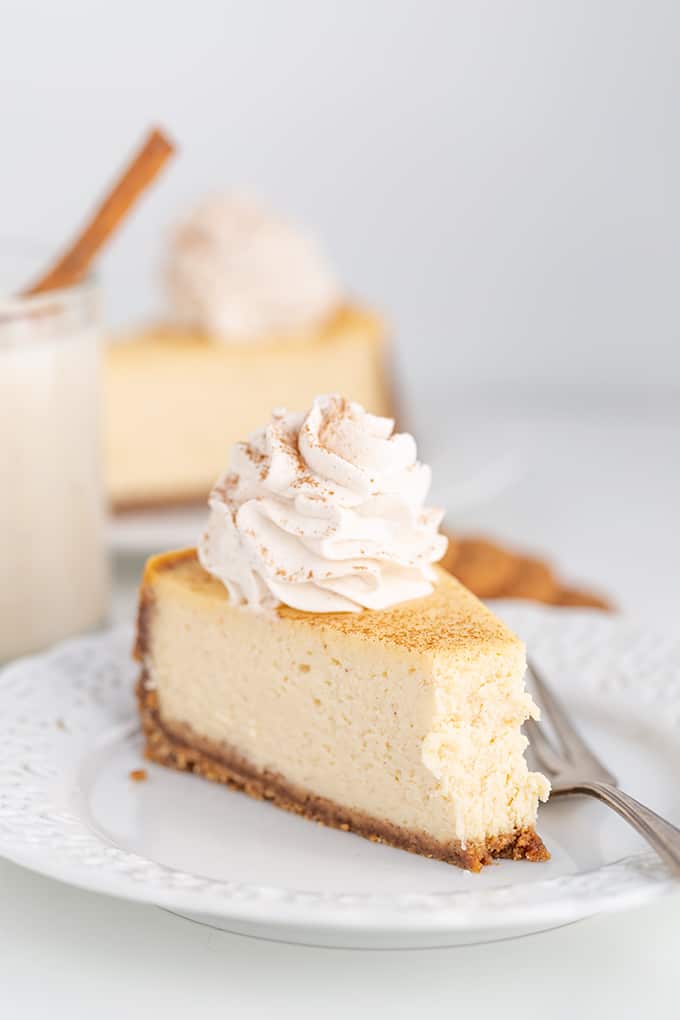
[137,548,521,657]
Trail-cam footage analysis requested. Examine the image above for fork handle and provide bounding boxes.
[571,782,680,876]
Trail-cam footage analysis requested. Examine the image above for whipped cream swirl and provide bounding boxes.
[199,395,447,613]
[165,195,341,342]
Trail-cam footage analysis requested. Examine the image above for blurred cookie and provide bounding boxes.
[552,586,612,611]
[444,536,519,598]
[496,555,559,603]
[441,529,610,610]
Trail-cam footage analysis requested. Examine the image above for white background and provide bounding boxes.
[3,0,680,414]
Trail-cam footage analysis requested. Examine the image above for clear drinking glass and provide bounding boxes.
[0,266,109,661]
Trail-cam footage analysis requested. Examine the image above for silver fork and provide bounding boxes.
[525,658,680,876]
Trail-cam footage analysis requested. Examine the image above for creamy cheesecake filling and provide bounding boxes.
[143,561,549,846]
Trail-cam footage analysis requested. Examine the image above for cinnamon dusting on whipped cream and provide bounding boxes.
[199,395,447,613]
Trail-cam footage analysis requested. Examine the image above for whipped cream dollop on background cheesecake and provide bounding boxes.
[165,195,341,342]
[199,395,447,612]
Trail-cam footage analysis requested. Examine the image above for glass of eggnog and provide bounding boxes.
[0,266,109,661]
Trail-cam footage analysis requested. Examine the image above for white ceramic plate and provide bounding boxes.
[0,604,678,948]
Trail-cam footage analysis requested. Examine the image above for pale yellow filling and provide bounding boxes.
[145,566,549,844]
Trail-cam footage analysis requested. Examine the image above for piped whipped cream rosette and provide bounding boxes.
[199,395,448,612]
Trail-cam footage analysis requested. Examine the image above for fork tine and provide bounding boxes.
[523,717,563,776]
[527,658,617,784]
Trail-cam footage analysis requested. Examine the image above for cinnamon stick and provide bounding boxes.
[22,126,176,296]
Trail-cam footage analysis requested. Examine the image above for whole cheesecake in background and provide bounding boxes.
[105,196,391,510]
[135,395,550,871]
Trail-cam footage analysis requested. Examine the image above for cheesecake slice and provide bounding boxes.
[105,305,391,510]
[106,194,393,511]
[135,548,550,871]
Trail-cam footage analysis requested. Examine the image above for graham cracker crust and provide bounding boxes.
[136,671,549,873]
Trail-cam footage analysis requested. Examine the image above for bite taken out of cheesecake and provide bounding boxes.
[134,395,550,871]
[106,196,392,511]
